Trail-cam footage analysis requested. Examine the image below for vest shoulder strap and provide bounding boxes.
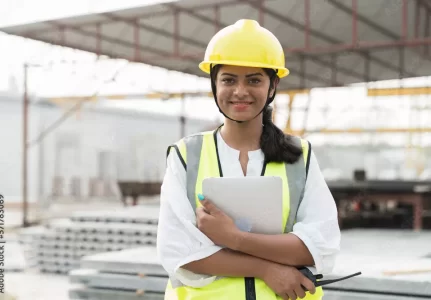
[282,135,312,233]
[166,131,214,170]
[304,139,312,180]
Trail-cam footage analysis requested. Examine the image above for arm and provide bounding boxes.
[232,231,314,267]
[158,149,276,287]
[182,248,269,279]
[157,150,223,288]
[230,151,341,273]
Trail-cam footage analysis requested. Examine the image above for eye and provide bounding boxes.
[221,78,235,84]
[249,78,261,84]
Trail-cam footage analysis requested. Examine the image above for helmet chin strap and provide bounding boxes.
[210,66,277,124]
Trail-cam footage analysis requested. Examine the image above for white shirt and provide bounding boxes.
[156,130,341,288]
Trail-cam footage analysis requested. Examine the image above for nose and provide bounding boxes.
[233,82,249,98]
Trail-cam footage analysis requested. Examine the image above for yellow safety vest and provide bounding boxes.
[164,127,324,300]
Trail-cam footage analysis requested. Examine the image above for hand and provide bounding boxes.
[196,196,242,249]
[261,263,316,300]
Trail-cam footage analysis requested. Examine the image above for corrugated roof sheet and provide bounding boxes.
[2,0,431,90]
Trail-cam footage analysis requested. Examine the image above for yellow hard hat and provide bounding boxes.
[199,19,289,78]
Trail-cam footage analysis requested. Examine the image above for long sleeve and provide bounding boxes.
[156,149,223,288]
[290,150,341,275]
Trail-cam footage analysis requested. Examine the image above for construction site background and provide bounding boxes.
[1,0,431,300]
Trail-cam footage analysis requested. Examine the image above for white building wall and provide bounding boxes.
[0,93,216,204]
[3,91,430,205]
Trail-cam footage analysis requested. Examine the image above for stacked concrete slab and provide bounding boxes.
[69,246,167,300]
[17,226,47,268]
[68,240,431,300]
[17,204,160,274]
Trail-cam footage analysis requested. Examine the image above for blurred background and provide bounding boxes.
[1,0,431,299]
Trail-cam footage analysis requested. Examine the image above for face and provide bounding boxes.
[215,65,278,122]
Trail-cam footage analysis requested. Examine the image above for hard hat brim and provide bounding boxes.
[199,60,289,78]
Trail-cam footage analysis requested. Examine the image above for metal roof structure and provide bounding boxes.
[2,0,431,91]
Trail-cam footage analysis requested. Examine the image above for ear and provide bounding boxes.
[269,77,280,98]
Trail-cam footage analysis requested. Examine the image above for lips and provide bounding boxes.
[230,102,252,105]
[230,101,252,111]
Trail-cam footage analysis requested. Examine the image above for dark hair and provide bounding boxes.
[211,65,303,164]
[260,104,303,164]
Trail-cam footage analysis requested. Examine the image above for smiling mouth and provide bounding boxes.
[230,102,252,105]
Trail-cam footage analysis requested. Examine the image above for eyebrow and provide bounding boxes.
[220,72,263,77]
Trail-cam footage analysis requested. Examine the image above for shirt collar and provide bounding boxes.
[216,129,264,161]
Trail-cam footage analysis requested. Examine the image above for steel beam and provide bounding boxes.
[290,128,431,134]
[328,0,402,41]
[410,0,431,57]
[19,0,431,83]
[306,54,378,82]
[174,9,179,56]
[364,52,370,82]
[21,0,424,81]
[22,64,29,227]
[352,0,357,45]
[240,0,413,77]
[301,55,312,135]
[305,0,310,49]
[425,4,431,55]
[240,0,339,44]
[214,4,220,33]
[20,32,188,75]
[100,12,206,48]
[403,0,408,40]
[96,23,101,57]
[102,13,206,55]
[165,3,222,28]
[156,3,337,86]
[284,37,431,55]
[332,0,431,59]
[311,0,399,81]
[43,85,431,102]
[134,19,140,61]
[415,0,421,38]
[368,86,431,96]
[399,47,405,80]
[44,89,310,102]
[27,1,243,31]
[258,0,264,25]
[46,20,203,68]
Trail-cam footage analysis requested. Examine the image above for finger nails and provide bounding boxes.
[198,193,205,201]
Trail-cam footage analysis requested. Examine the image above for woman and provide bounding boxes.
[157,19,341,300]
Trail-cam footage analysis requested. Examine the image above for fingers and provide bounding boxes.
[286,291,297,300]
[196,206,209,222]
[198,194,220,215]
[301,277,316,295]
[277,293,289,300]
[280,294,289,300]
[294,286,306,299]
[196,204,216,226]
[196,206,206,216]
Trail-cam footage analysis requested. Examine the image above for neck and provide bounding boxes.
[220,116,263,151]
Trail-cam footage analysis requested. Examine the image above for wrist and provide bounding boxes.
[229,229,246,251]
[257,260,276,280]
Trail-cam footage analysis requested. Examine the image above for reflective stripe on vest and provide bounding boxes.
[165,128,324,300]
